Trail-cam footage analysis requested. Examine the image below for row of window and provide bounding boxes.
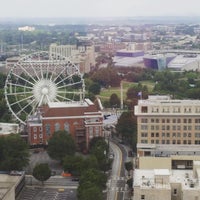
[141,132,199,138]
[141,118,200,123]
[141,125,200,131]
[140,139,198,145]
[45,122,70,136]
[150,106,200,113]
[33,134,43,139]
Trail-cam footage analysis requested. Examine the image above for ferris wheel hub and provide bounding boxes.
[42,87,49,95]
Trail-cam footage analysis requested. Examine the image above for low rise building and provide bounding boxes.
[133,161,200,200]
[27,99,104,151]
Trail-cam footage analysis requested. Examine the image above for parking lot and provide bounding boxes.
[25,149,63,175]
[17,187,77,200]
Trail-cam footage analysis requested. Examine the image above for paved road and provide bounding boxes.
[107,140,132,200]
[107,141,124,200]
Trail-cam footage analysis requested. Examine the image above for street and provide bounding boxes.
[107,140,132,200]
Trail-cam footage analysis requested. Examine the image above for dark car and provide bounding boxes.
[71,177,79,181]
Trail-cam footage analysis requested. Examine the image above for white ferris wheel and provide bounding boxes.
[4,51,85,125]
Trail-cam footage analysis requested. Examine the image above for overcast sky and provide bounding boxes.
[1,0,200,18]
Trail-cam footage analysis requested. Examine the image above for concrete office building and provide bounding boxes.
[49,43,95,73]
[134,95,200,157]
[133,161,200,200]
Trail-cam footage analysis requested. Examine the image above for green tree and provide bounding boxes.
[126,178,133,189]
[33,163,51,185]
[47,130,76,162]
[125,161,133,176]
[77,181,104,200]
[109,93,120,108]
[0,134,29,171]
[63,155,83,176]
[79,169,107,190]
[89,137,109,171]
[116,112,137,151]
[88,82,101,95]
[77,181,103,200]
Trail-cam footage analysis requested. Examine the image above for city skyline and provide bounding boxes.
[1,0,200,19]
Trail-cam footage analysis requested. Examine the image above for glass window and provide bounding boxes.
[95,126,99,136]
[55,123,60,132]
[45,124,51,136]
[64,122,70,132]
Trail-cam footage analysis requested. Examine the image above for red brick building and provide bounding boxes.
[27,99,104,151]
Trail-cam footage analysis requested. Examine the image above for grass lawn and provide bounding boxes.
[98,81,155,102]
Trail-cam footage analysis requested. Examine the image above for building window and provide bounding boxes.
[166,133,170,137]
[141,195,145,200]
[195,126,200,130]
[45,124,51,136]
[156,133,159,137]
[162,140,165,144]
[156,140,159,144]
[156,119,159,123]
[33,127,37,132]
[162,132,165,137]
[173,107,180,113]
[152,106,159,113]
[195,119,200,123]
[184,107,191,113]
[89,127,93,136]
[177,119,181,123]
[172,133,176,137]
[95,126,99,136]
[141,118,148,123]
[141,133,148,137]
[141,106,148,113]
[39,134,43,138]
[141,125,148,130]
[163,106,169,113]
[173,189,177,195]
[64,122,70,132]
[166,140,170,144]
[173,119,176,123]
[151,133,154,137]
[195,107,200,113]
[34,134,37,139]
[55,123,60,132]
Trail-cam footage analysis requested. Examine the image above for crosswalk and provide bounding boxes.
[106,176,129,193]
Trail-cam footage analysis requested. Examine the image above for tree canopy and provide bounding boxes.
[47,130,76,162]
[116,112,137,151]
[33,163,51,185]
[0,134,29,171]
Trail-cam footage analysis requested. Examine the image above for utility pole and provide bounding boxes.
[120,81,123,110]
